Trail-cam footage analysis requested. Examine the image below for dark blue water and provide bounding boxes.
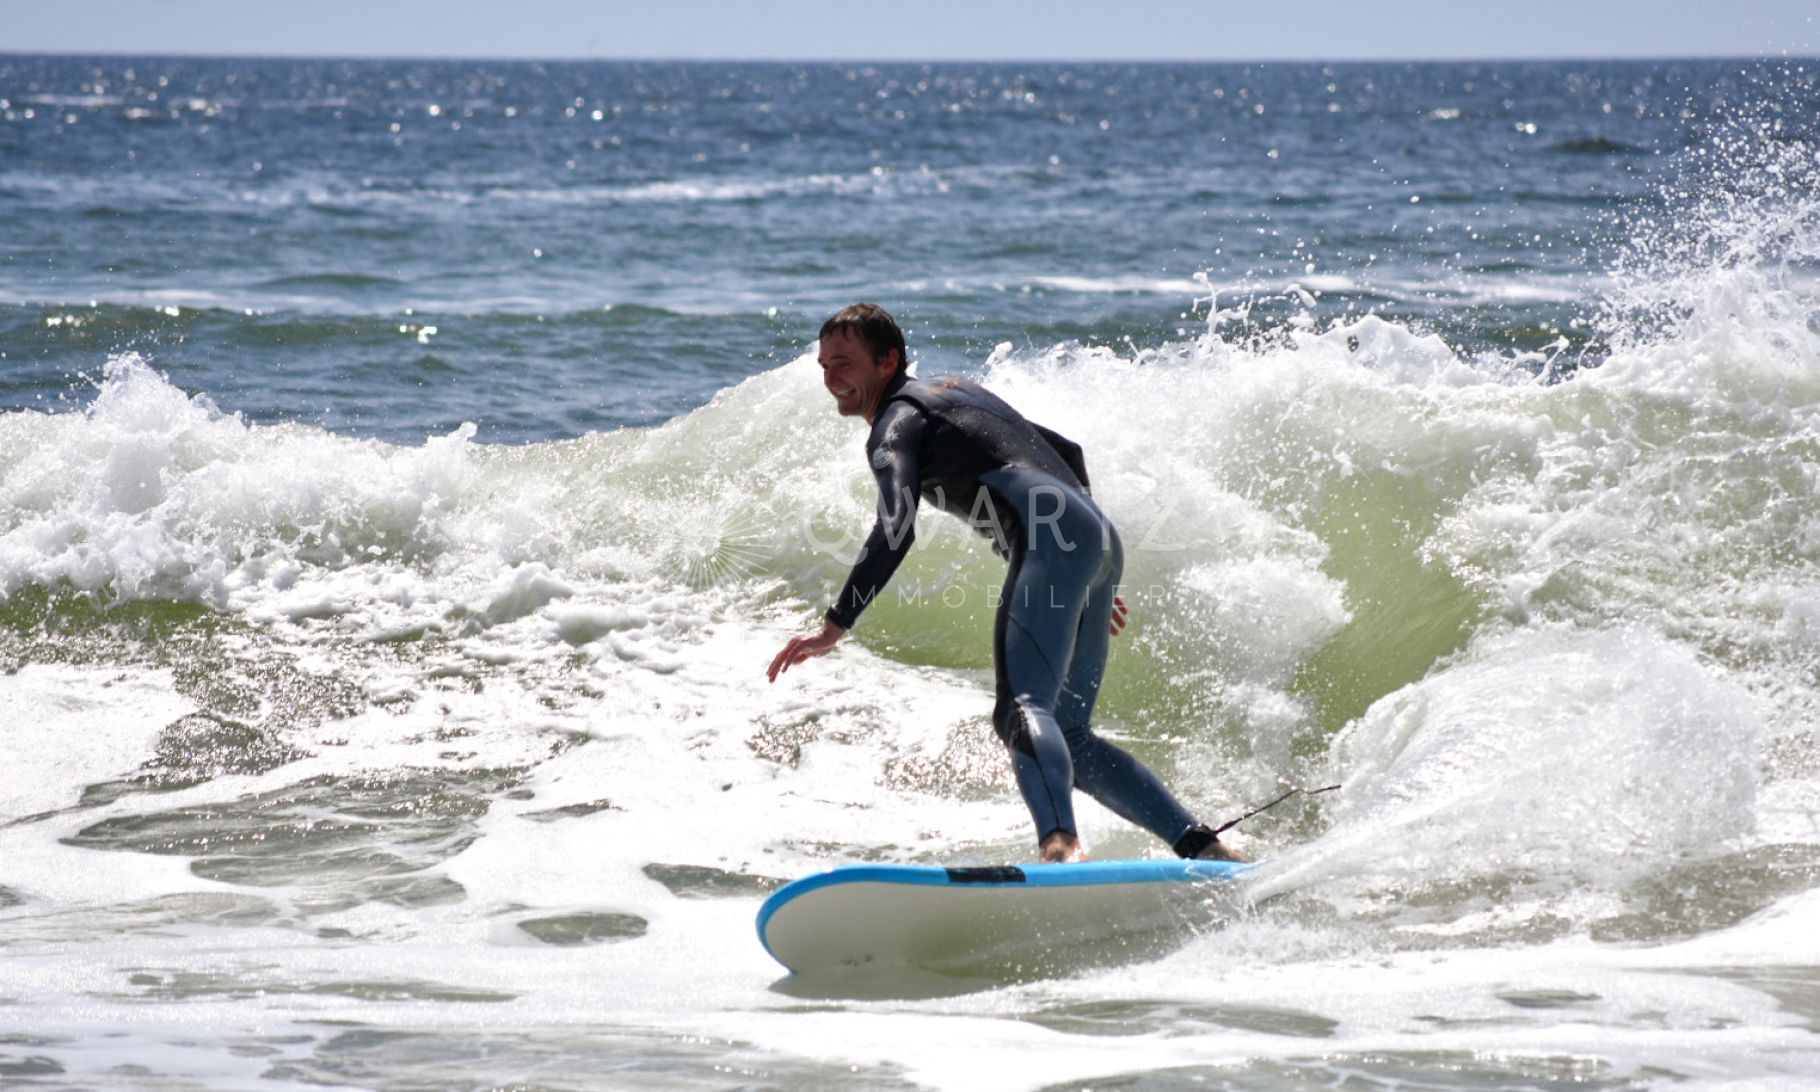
[6,56,1814,442]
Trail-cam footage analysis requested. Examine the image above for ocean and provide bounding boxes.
[2,53,1819,1089]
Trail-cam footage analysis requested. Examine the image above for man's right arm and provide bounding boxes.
[826,401,926,630]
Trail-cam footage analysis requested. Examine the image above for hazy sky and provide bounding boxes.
[6,0,1817,62]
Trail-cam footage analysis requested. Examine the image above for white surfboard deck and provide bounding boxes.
[757,858,1249,975]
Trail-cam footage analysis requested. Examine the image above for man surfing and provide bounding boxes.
[767,303,1242,865]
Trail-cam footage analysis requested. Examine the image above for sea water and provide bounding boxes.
[2,56,1819,1089]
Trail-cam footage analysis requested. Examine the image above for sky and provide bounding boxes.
[4,0,1816,62]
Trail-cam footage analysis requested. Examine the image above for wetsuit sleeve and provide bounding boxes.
[826,401,926,630]
[1032,422,1091,494]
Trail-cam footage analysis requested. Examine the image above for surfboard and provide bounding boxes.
[756,858,1249,975]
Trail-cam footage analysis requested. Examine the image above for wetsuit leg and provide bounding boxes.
[1053,527,1200,845]
[986,466,1201,848]
[992,526,1098,842]
[986,468,1105,842]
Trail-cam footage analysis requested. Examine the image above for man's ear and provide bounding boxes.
[883,348,903,375]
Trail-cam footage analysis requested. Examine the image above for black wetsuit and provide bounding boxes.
[827,371,1204,851]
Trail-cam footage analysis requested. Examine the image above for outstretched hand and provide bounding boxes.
[767,618,846,681]
[1110,594,1129,637]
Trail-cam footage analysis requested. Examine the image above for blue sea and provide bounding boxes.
[3,54,1819,1089]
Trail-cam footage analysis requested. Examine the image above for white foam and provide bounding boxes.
[0,663,188,821]
[1027,273,1211,295]
[1260,625,1764,900]
[0,664,216,907]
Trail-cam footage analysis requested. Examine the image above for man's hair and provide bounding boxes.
[819,302,906,372]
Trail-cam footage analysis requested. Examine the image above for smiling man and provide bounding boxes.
[767,302,1241,864]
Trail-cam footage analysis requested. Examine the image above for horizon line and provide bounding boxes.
[4,48,1814,67]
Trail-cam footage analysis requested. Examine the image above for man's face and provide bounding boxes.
[818,328,898,420]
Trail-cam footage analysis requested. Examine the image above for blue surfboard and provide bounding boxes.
[757,858,1249,975]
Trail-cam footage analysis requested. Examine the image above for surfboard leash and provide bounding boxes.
[1213,781,1341,835]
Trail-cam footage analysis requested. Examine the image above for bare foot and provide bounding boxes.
[1198,838,1249,863]
[1038,831,1088,863]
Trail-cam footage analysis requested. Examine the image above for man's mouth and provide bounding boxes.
[831,387,855,400]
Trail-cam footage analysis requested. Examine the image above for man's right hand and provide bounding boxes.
[767,618,847,682]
